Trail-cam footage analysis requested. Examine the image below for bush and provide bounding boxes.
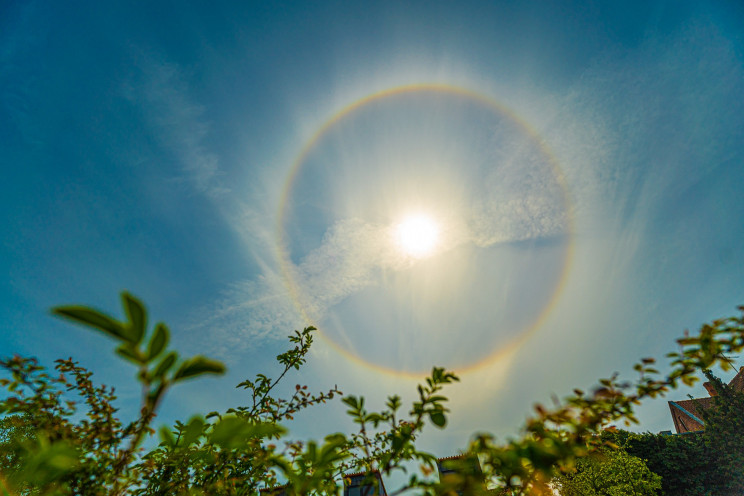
[1,293,743,495]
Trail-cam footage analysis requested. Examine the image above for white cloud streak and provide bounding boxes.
[123,56,229,199]
[191,20,744,377]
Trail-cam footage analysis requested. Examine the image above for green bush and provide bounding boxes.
[1,293,743,495]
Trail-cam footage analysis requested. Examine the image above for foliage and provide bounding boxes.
[0,292,455,495]
[699,369,744,494]
[0,292,226,495]
[1,293,743,496]
[599,368,744,495]
[466,307,744,495]
[552,446,661,496]
[601,429,718,496]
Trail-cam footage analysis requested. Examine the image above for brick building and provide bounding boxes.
[342,471,387,496]
[668,367,744,434]
[261,455,480,496]
[436,455,483,496]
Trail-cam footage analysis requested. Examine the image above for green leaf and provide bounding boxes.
[429,411,447,428]
[122,292,146,344]
[116,344,144,365]
[181,416,205,447]
[146,323,169,361]
[153,351,178,379]
[209,417,285,449]
[53,306,128,342]
[159,426,176,448]
[173,356,226,382]
[249,422,286,440]
[14,434,81,487]
[386,395,402,411]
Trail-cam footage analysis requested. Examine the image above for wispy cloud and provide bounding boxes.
[187,114,570,359]
[190,19,744,374]
[123,56,228,199]
[186,266,300,358]
[188,188,567,359]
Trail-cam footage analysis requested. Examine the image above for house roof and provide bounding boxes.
[668,367,744,433]
[259,484,288,495]
[436,454,482,477]
[437,454,468,462]
[728,367,744,391]
[669,398,711,433]
[343,470,387,496]
[344,470,382,479]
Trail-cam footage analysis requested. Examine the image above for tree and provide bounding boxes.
[598,369,744,495]
[1,293,743,496]
[0,292,456,495]
[602,429,718,496]
[462,307,744,495]
[700,369,744,494]
[552,446,661,496]
[0,414,40,495]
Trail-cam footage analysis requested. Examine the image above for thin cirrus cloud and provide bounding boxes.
[187,152,569,366]
[123,56,229,200]
[166,17,741,383]
[178,81,571,369]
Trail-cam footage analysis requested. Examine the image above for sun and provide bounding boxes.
[394,213,440,258]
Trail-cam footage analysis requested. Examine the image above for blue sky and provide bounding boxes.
[2,0,744,465]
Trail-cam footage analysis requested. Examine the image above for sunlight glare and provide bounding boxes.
[395,213,440,258]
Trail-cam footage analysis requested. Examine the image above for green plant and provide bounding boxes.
[0,292,457,495]
[1,294,743,496]
[552,446,661,496]
[600,429,716,495]
[699,369,744,494]
[464,306,744,495]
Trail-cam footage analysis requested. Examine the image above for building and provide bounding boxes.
[260,456,481,496]
[260,484,288,496]
[436,454,484,496]
[343,470,387,496]
[668,366,744,434]
[437,454,482,479]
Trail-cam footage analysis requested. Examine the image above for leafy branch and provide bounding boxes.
[1,293,743,496]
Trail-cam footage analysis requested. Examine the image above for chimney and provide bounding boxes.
[703,382,718,396]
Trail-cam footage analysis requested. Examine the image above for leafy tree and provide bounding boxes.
[552,446,661,496]
[699,369,744,494]
[599,369,744,495]
[0,292,224,495]
[602,429,717,496]
[1,293,743,496]
[466,307,744,495]
[0,414,39,494]
[0,292,456,495]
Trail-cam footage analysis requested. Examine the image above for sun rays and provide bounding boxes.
[394,213,441,259]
